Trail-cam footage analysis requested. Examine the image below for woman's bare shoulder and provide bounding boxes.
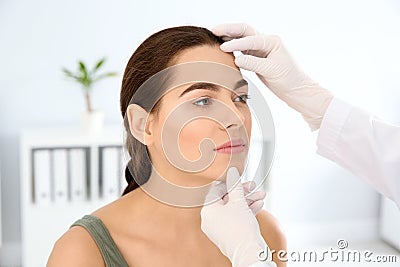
[47,192,138,267]
[256,209,287,247]
[90,190,141,229]
[256,209,287,267]
[47,225,105,267]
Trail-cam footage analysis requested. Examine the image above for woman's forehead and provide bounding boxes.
[167,62,244,92]
[173,45,239,70]
[171,80,248,98]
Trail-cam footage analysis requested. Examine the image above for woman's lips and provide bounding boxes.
[214,138,245,154]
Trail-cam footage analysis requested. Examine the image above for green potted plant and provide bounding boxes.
[62,57,117,134]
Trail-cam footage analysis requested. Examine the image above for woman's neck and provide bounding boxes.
[139,165,215,210]
[125,186,206,243]
[141,186,202,227]
[123,166,220,239]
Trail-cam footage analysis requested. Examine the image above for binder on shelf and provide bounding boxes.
[119,147,127,195]
[69,148,89,202]
[101,147,120,200]
[52,149,68,203]
[32,149,51,205]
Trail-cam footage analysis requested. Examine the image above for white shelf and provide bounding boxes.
[20,125,127,267]
[20,125,125,147]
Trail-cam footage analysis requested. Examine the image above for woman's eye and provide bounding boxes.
[234,94,251,103]
[193,94,251,108]
[193,97,212,107]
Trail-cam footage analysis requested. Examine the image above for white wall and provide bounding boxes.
[1,0,399,265]
[0,159,2,247]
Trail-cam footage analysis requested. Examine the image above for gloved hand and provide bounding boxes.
[201,167,276,267]
[212,23,334,131]
[238,180,266,215]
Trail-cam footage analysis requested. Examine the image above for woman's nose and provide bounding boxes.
[220,100,246,130]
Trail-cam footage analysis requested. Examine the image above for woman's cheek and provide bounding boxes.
[246,117,252,143]
[178,119,220,162]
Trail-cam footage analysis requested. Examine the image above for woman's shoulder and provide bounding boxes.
[89,192,136,228]
[47,191,144,266]
[256,209,286,245]
[47,219,105,267]
[256,209,287,267]
[46,197,130,267]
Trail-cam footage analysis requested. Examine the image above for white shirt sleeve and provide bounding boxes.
[316,97,400,209]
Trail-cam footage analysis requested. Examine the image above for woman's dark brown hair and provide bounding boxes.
[120,26,224,195]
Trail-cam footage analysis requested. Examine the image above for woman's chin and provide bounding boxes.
[202,164,245,182]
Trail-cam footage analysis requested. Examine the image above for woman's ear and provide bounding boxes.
[126,104,154,146]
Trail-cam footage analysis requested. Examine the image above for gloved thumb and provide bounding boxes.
[234,54,270,75]
[226,167,245,201]
[235,54,286,82]
[203,180,226,206]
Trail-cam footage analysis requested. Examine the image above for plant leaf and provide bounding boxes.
[93,58,106,72]
[79,61,93,87]
[79,61,88,79]
[93,72,118,82]
[62,68,81,81]
[62,68,75,78]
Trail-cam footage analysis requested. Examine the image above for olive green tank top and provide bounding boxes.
[70,215,129,267]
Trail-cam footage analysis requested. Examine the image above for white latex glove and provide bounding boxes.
[212,23,334,131]
[201,167,276,267]
[238,180,266,215]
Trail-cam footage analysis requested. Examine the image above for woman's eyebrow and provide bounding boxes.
[234,79,248,90]
[179,79,248,97]
[179,82,219,97]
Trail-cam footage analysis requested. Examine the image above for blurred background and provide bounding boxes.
[1,0,399,266]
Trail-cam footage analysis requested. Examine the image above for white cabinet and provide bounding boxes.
[20,126,126,267]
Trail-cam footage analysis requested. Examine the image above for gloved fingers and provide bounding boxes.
[245,189,267,204]
[212,23,257,39]
[249,199,264,215]
[220,35,281,57]
[219,35,265,54]
[223,180,256,203]
[242,180,256,194]
[246,190,266,215]
[226,167,245,200]
[221,36,234,42]
[203,181,226,206]
[234,54,273,76]
[245,190,266,213]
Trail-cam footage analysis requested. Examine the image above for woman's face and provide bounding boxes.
[146,45,252,187]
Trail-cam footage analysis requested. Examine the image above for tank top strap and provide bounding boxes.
[70,215,129,267]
